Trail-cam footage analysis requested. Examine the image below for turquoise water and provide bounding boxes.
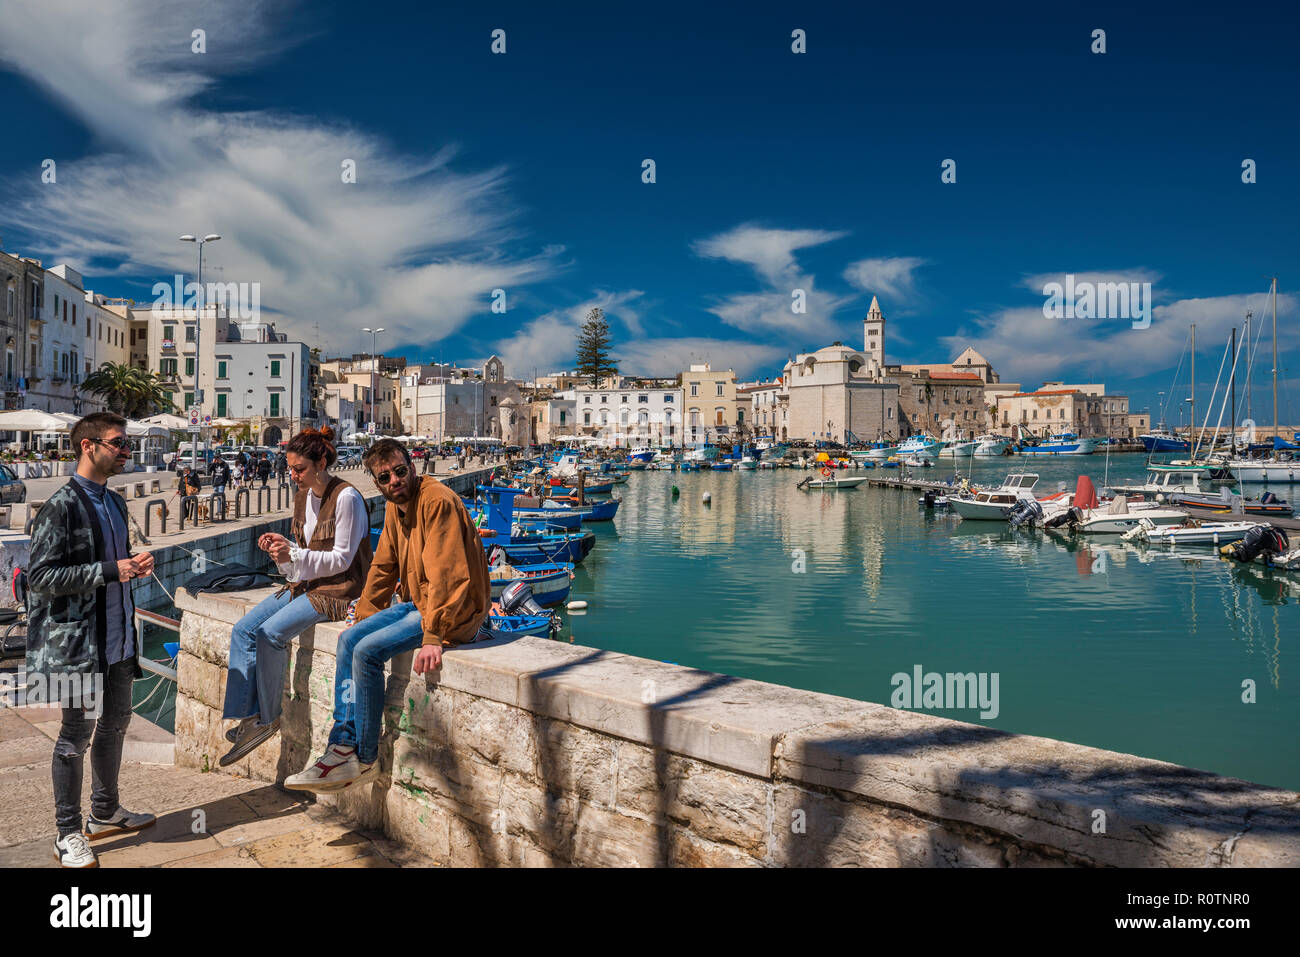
[557,454,1300,790]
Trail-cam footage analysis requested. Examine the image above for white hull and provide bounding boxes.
[1138,521,1258,546]
[736,457,758,470]
[1232,460,1300,484]
[858,445,899,461]
[949,499,1017,520]
[939,440,979,457]
[974,439,1010,456]
[802,476,868,490]
[1069,507,1188,534]
[1019,439,1099,456]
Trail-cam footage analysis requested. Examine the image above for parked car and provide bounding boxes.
[0,464,27,504]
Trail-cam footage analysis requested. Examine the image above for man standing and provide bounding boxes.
[256,453,272,488]
[26,412,157,868]
[285,439,490,792]
[209,455,230,499]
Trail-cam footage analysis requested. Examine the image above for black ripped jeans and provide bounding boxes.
[52,660,135,836]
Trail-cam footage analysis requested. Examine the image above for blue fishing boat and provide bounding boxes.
[483,614,557,639]
[487,559,574,607]
[475,486,597,565]
[515,497,621,523]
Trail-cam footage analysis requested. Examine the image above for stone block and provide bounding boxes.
[382,785,451,862]
[615,742,768,856]
[522,652,875,777]
[534,717,618,808]
[450,694,538,777]
[177,652,225,712]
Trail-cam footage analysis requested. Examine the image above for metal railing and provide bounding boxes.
[133,607,179,730]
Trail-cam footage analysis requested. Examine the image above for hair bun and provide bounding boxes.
[319,425,335,442]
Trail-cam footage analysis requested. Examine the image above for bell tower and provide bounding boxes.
[863,295,885,370]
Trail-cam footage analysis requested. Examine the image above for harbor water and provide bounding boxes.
[557,454,1299,790]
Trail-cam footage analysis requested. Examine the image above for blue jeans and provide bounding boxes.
[328,602,424,765]
[223,590,328,725]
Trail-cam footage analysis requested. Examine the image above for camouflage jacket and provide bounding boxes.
[25,479,141,698]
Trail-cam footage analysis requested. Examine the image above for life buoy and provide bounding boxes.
[821,467,832,478]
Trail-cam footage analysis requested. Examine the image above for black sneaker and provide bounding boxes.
[85,807,156,842]
[219,716,280,767]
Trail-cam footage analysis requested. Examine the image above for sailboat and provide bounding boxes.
[1230,278,1297,484]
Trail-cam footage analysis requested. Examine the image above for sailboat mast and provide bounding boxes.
[1190,323,1196,453]
[1245,312,1252,438]
[1272,276,1278,445]
[1230,324,1236,452]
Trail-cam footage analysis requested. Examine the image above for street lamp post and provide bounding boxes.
[361,326,385,440]
[179,233,220,471]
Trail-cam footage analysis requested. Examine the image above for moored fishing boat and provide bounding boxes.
[938,439,979,457]
[1019,432,1099,456]
[973,434,1011,456]
[896,433,946,459]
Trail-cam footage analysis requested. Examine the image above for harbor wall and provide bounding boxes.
[172,589,1300,867]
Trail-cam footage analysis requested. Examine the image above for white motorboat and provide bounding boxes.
[798,475,868,490]
[1124,518,1258,547]
[939,439,979,457]
[949,473,1041,521]
[736,456,758,470]
[973,434,1011,456]
[1044,495,1188,534]
[900,454,934,468]
[1107,465,1217,498]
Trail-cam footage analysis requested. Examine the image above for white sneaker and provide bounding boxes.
[55,831,98,868]
[283,744,376,793]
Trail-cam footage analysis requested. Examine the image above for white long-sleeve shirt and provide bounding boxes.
[277,485,368,583]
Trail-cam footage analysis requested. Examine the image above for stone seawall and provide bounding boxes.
[173,590,1300,867]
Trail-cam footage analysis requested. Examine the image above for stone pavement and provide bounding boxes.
[0,704,438,868]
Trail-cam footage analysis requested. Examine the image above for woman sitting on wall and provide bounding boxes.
[218,426,373,766]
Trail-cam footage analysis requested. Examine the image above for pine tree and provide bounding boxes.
[575,308,618,386]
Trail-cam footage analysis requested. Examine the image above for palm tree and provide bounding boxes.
[81,363,179,418]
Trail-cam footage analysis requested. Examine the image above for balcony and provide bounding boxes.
[161,339,176,351]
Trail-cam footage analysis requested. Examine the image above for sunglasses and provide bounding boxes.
[91,437,131,451]
[373,463,410,486]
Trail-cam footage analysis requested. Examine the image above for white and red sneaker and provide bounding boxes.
[283,744,376,793]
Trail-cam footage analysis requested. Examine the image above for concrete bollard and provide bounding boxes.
[150,479,161,494]
[134,482,146,498]
[0,505,10,529]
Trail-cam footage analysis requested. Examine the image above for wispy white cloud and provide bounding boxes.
[843,256,928,301]
[493,290,646,378]
[941,289,1297,384]
[0,0,556,348]
[692,224,852,341]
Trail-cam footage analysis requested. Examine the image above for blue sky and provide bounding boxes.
[1,0,1297,425]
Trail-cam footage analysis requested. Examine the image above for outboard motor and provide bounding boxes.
[1261,491,1278,505]
[499,580,547,616]
[923,490,936,509]
[1008,499,1044,529]
[1044,505,1083,529]
[488,546,508,569]
[1220,525,1290,563]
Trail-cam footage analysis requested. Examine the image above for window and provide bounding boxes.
[217,361,228,379]
[716,383,723,396]
[583,395,591,404]
[583,411,591,426]
[184,392,194,407]
[5,283,12,317]
[1032,409,1038,419]
[270,360,281,378]
[185,358,195,376]
[216,393,227,416]
[638,394,648,403]
[63,300,68,322]
[559,410,567,425]
[664,394,673,403]
[162,325,174,341]
[270,393,280,417]
[715,409,725,426]
[161,359,177,376]
[600,395,607,403]
[621,395,628,402]
[185,325,195,343]
[638,411,648,425]
[72,304,76,326]
[690,383,698,397]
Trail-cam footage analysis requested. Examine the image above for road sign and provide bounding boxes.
[203,415,212,427]
[189,409,200,427]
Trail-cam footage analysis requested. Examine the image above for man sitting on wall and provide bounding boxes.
[284,438,491,792]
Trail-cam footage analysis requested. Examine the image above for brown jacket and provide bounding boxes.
[288,476,372,620]
[354,475,490,646]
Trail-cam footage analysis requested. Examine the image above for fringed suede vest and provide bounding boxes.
[288,476,372,620]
